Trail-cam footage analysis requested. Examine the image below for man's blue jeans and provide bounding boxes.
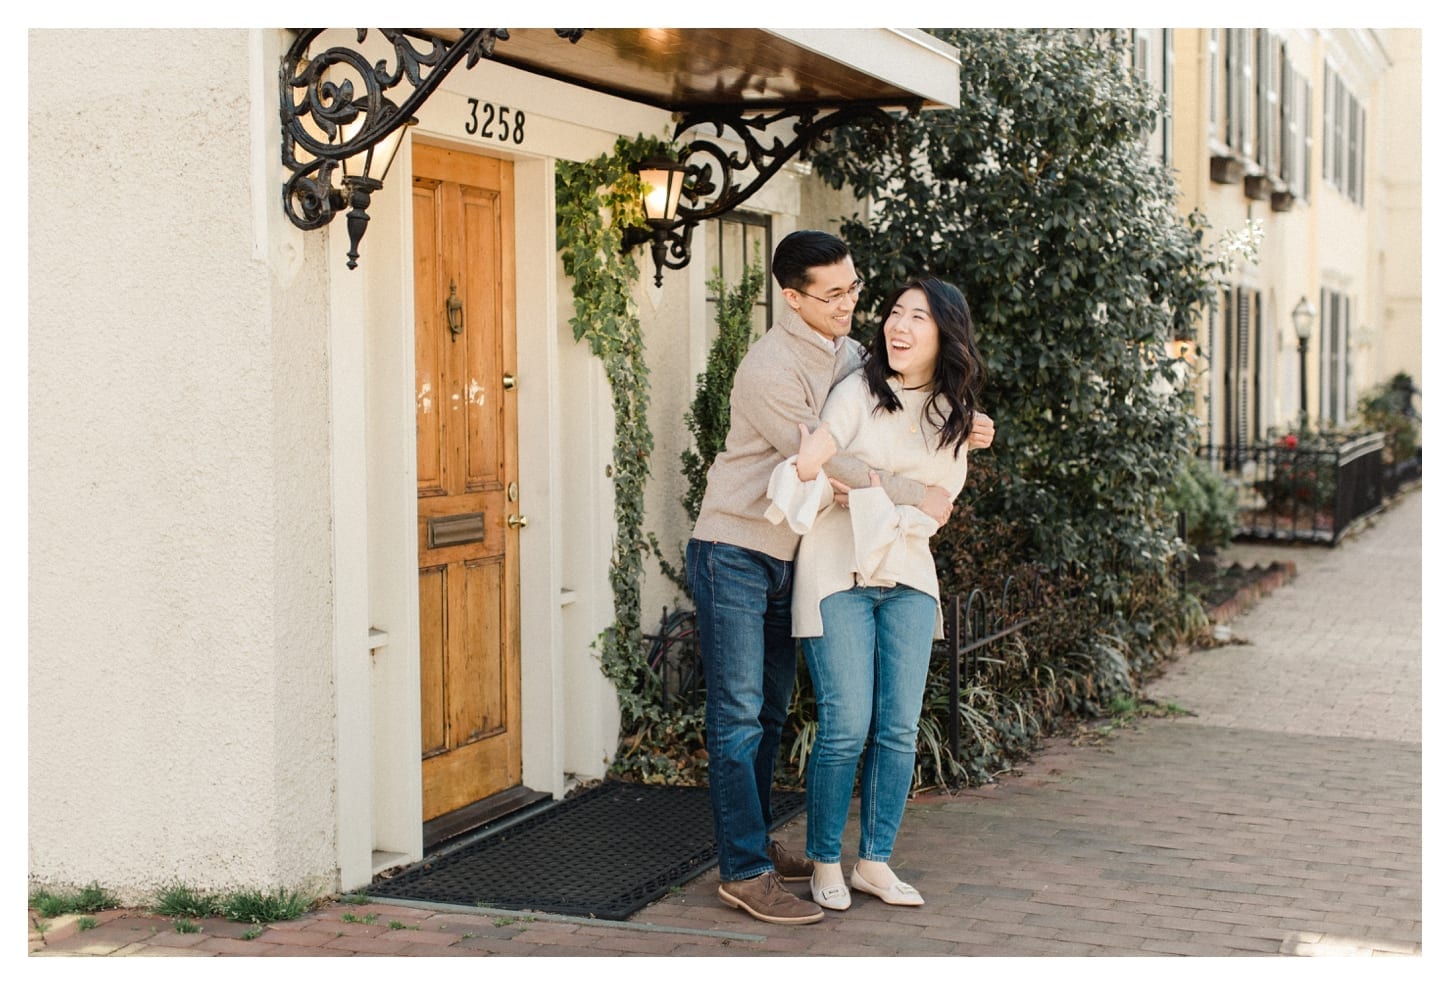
[686,539,796,882]
[801,584,937,863]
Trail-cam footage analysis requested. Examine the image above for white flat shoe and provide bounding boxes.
[810,872,852,911]
[850,866,924,906]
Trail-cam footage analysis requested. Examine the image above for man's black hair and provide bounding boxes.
[772,230,851,293]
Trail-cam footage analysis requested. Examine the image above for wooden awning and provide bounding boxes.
[422,28,961,112]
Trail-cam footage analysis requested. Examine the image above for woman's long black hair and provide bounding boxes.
[863,277,986,458]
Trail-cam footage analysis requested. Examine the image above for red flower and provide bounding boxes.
[1283,434,1299,449]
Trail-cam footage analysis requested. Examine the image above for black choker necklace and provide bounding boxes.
[903,382,931,391]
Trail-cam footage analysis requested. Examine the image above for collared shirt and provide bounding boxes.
[806,328,844,353]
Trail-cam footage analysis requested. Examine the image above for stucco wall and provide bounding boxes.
[1371,29,1422,388]
[29,29,339,901]
[638,266,698,624]
[1166,28,1419,440]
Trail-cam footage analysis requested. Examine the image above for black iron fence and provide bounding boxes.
[934,574,1050,761]
[1197,431,1394,544]
[644,606,701,712]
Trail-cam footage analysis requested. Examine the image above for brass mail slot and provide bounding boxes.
[428,512,486,548]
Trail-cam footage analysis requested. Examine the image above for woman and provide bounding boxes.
[765,277,991,910]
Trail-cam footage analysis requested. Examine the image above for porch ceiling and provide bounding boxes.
[422,28,962,112]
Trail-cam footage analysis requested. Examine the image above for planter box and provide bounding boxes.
[1210,154,1245,184]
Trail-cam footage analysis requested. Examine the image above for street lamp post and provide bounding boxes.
[1292,296,1316,434]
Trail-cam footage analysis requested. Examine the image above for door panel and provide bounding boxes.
[414,178,447,498]
[418,566,447,759]
[413,143,520,822]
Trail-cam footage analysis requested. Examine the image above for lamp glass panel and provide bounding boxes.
[338,113,367,179]
[338,110,412,182]
[662,168,684,220]
[370,121,410,182]
[1292,300,1315,340]
[639,168,674,220]
[640,166,686,222]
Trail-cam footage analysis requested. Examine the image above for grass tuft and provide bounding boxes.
[222,887,311,924]
[153,883,221,918]
[29,882,120,918]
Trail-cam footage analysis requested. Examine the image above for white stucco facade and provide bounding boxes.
[29,29,339,898]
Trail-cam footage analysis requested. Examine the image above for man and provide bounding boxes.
[685,230,955,925]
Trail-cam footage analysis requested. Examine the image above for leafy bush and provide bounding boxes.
[813,28,1216,619]
[802,28,1220,788]
[1358,372,1420,464]
[1168,457,1238,551]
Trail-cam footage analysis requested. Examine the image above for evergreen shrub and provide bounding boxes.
[807,28,1221,787]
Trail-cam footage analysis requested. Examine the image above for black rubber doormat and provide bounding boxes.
[367,782,805,921]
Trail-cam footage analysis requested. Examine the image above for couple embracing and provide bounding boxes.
[685,230,995,925]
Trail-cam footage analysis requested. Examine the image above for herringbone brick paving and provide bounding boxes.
[29,490,1423,959]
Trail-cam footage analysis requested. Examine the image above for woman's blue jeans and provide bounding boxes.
[686,539,797,882]
[802,584,937,863]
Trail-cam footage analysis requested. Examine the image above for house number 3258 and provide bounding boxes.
[465,98,526,145]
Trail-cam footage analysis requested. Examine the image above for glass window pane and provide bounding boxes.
[720,219,744,286]
[704,213,774,347]
[705,224,722,298]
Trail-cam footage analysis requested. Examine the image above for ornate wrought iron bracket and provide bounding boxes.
[621,101,916,285]
[280,28,583,267]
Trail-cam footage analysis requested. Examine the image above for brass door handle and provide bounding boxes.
[506,514,529,529]
[446,278,464,339]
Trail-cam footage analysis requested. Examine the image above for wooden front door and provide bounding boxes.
[412,144,521,821]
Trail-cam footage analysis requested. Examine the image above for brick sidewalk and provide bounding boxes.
[29,490,1423,958]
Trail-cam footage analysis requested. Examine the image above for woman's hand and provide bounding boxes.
[967,412,996,451]
[795,422,837,481]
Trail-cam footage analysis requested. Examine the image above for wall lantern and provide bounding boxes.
[335,102,418,269]
[1291,296,1316,432]
[625,157,690,287]
[1166,338,1196,364]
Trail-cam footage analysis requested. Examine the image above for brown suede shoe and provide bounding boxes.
[717,871,824,925]
[767,840,813,882]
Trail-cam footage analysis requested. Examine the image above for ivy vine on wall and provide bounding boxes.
[555,133,677,725]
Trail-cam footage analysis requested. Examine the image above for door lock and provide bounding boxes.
[506,514,529,530]
[502,372,516,390]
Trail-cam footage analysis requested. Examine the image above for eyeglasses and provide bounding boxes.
[795,279,864,306]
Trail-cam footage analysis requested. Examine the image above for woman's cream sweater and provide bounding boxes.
[766,370,969,638]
